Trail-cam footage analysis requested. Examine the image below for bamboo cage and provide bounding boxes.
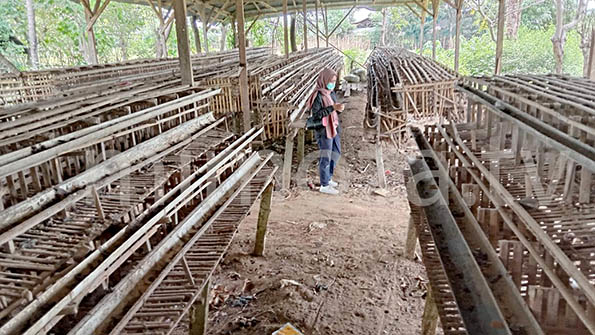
[406,73,595,334]
[366,47,462,147]
[201,48,343,140]
[0,48,270,106]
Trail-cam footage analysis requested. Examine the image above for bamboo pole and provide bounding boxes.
[236,0,251,132]
[283,0,289,57]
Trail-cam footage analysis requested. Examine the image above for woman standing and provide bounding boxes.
[307,68,344,195]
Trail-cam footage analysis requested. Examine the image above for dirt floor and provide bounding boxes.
[207,91,429,335]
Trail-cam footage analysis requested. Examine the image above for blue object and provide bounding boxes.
[326,83,335,90]
[316,129,341,187]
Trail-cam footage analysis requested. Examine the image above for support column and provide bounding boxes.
[421,285,439,335]
[283,0,289,57]
[189,279,210,335]
[454,0,463,72]
[192,16,202,53]
[297,128,305,163]
[236,0,251,133]
[405,217,417,259]
[494,0,506,75]
[253,182,274,256]
[173,0,193,85]
[282,131,295,189]
[324,6,329,47]
[315,0,320,48]
[302,0,308,50]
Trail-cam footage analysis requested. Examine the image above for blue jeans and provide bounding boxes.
[316,129,341,187]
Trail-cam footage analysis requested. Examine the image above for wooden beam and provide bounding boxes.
[302,0,308,50]
[494,0,505,75]
[236,0,251,132]
[283,0,289,57]
[173,0,194,85]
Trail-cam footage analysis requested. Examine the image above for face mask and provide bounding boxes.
[326,83,335,90]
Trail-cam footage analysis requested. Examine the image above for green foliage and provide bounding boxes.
[342,48,368,72]
[426,26,584,76]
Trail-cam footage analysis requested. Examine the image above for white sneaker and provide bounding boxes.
[319,185,339,195]
[329,179,338,187]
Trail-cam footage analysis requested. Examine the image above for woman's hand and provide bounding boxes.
[333,103,345,112]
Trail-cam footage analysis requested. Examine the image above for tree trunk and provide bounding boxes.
[202,21,209,53]
[25,0,39,69]
[220,23,227,51]
[0,53,20,73]
[505,0,522,39]
[192,16,202,53]
[551,0,587,74]
[381,9,387,46]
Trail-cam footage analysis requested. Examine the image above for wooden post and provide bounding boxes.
[375,119,387,189]
[173,0,194,86]
[302,0,308,50]
[283,0,289,57]
[253,182,274,256]
[297,128,305,163]
[189,279,210,335]
[421,285,439,335]
[454,0,463,73]
[494,0,506,75]
[588,27,595,79]
[282,132,295,189]
[236,0,251,133]
[192,16,202,53]
[315,0,320,48]
[324,6,329,47]
[405,217,417,259]
[431,0,439,60]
